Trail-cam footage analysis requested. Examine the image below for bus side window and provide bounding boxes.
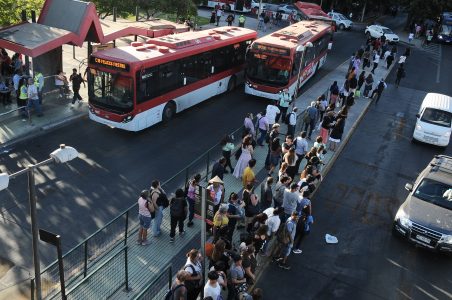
[136,67,159,103]
[158,61,183,94]
[198,52,212,79]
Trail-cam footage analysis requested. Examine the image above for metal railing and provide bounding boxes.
[33,88,332,298]
[133,264,172,300]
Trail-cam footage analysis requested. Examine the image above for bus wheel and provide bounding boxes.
[162,103,176,122]
[227,75,236,92]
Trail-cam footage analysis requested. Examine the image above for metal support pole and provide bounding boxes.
[124,247,129,291]
[28,166,42,300]
[168,265,172,289]
[185,168,189,188]
[31,11,36,23]
[83,241,88,277]
[56,236,67,300]
[87,42,92,57]
[21,10,27,22]
[113,7,117,22]
[200,190,206,300]
[73,46,75,60]
[124,211,129,246]
[30,278,35,300]
[135,6,139,22]
[206,152,210,181]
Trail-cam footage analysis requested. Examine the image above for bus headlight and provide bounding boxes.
[440,235,452,244]
[122,115,134,123]
[438,35,444,40]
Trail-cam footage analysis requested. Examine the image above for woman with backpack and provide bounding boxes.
[137,190,155,246]
[169,189,188,243]
[184,249,203,300]
[167,270,189,300]
[329,81,339,105]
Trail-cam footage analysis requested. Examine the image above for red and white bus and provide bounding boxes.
[87,27,257,131]
[245,20,333,100]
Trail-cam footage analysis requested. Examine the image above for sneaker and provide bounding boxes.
[293,249,302,254]
[187,221,194,227]
[179,231,185,236]
[141,240,151,246]
[278,262,291,270]
[272,257,283,263]
[169,237,175,243]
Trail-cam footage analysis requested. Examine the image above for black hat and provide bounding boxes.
[207,271,219,280]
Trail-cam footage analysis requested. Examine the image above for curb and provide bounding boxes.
[0,113,87,150]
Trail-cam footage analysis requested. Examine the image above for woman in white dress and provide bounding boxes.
[233,135,254,179]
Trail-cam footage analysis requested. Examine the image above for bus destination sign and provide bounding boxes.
[90,57,130,71]
[252,43,290,56]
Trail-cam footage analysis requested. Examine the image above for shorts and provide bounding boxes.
[139,214,152,229]
[284,243,293,257]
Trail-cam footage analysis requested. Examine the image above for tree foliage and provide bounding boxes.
[402,0,452,21]
[91,0,135,19]
[0,0,45,26]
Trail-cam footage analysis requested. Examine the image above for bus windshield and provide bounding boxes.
[440,24,452,35]
[246,53,292,87]
[88,69,134,114]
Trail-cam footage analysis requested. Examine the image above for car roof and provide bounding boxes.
[423,155,452,184]
[421,93,452,111]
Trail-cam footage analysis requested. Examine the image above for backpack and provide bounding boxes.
[284,112,294,125]
[170,197,185,217]
[276,221,291,245]
[164,284,184,300]
[183,264,201,289]
[302,109,311,123]
[152,189,169,208]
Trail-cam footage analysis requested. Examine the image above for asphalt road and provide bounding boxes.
[0,23,364,268]
[255,30,452,300]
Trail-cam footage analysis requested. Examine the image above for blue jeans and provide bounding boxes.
[152,206,163,236]
[27,98,42,115]
[187,197,195,222]
[257,128,267,145]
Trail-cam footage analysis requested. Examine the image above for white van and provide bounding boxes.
[412,93,452,147]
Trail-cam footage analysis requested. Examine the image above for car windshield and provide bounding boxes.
[337,14,347,20]
[414,178,452,210]
[382,28,393,34]
[88,69,134,114]
[421,108,452,127]
[246,52,291,87]
[440,25,452,35]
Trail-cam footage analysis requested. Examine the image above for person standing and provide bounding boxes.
[266,100,280,129]
[294,131,308,173]
[238,14,246,27]
[371,51,380,74]
[137,190,154,246]
[211,157,227,180]
[304,101,318,140]
[169,189,188,243]
[277,88,291,123]
[260,177,274,211]
[363,73,374,98]
[386,51,394,69]
[170,270,189,300]
[13,71,21,100]
[261,207,281,256]
[221,135,235,173]
[328,117,345,151]
[186,174,201,227]
[408,32,414,43]
[216,8,222,26]
[371,79,387,104]
[207,176,224,213]
[282,183,300,222]
[329,81,339,105]
[150,180,168,237]
[226,192,242,243]
[398,54,407,67]
[234,135,254,179]
[273,176,291,209]
[395,65,406,87]
[357,71,366,92]
[34,69,44,105]
[286,107,297,137]
[70,68,85,107]
[272,211,298,270]
[226,13,234,26]
[242,159,257,189]
[26,78,43,117]
[362,48,371,69]
[184,249,203,300]
[17,77,28,118]
[256,113,269,146]
[204,271,222,299]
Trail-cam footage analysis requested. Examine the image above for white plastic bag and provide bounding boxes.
[325,234,338,244]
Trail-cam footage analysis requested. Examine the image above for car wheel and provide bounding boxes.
[162,102,176,122]
[339,23,345,30]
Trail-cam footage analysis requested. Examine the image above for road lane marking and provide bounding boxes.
[436,44,442,83]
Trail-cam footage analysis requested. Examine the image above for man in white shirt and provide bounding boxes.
[262,207,282,256]
[398,55,406,66]
[294,131,309,173]
[266,99,280,128]
[13,72,21,99]
[216,8,222,26]
[287,107,298,137]
[204,271,221,299]
[26,78,43,117]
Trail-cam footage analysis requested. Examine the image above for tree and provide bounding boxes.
[402,0,452,29]
[90,0,135,19]
[0,0,45,26]
[160,0,198,21]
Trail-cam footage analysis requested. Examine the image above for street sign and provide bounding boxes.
[39,229,60,246]
[193,185,215,225]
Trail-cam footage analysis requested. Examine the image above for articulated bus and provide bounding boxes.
[88,27,257,131]
[244,20,333,100]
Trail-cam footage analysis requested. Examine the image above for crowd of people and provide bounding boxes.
[134,24,413,300]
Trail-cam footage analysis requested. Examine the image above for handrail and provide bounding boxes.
[65,245,127,295]
[132,263,172,300]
